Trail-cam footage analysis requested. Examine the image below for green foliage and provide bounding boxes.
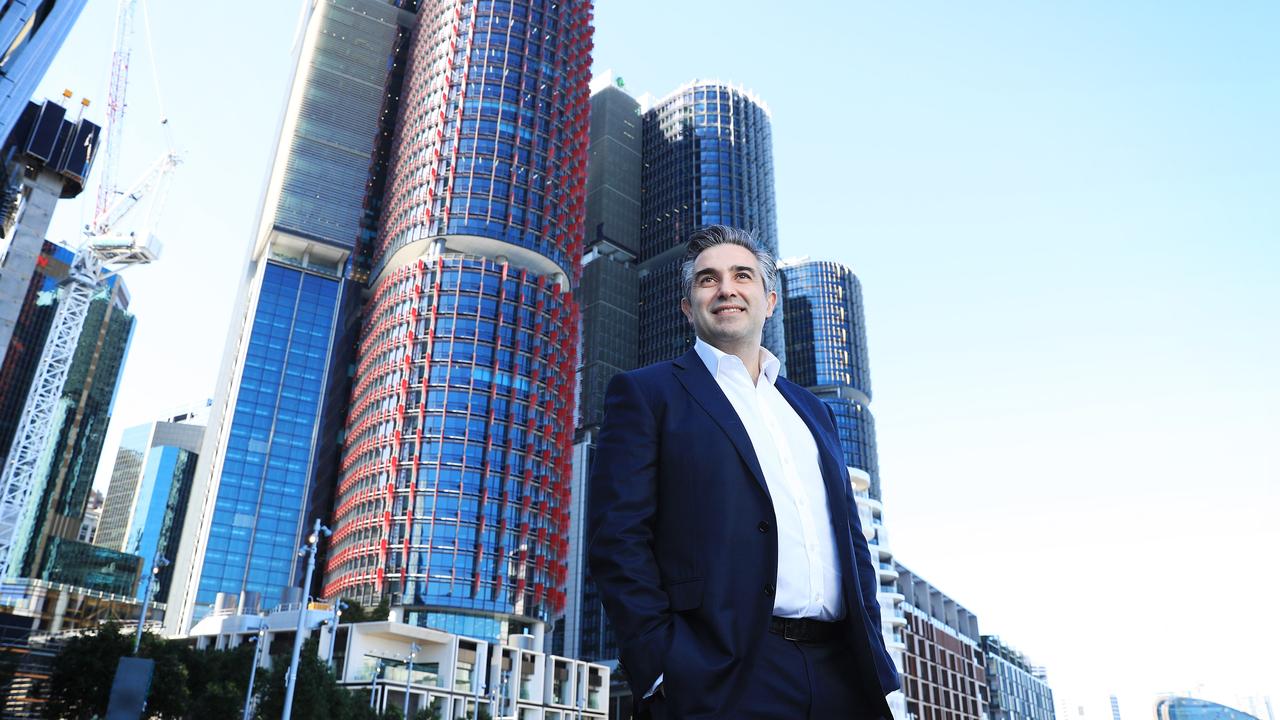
[341,597,369,623]
[45,621,132,719]
[44,623,379,719]
[254,636,373,720]
[368,596,391,621]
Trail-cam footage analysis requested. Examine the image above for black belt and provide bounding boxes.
[769,615,840,643]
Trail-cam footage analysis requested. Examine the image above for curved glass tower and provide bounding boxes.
[637,81,783,367]
[1155,698,1261,720]
[325,0,592,643]
[779,259,879,498]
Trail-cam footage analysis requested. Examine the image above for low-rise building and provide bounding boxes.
[981,635,1055,720]
[188,601,610,719]
[896,563,987,720]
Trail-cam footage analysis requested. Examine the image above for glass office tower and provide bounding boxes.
[324,0,593,646]
[560,73,639,661]
[637,81,782,368]
[0,0,88,142]
[97,410,204,603]
[166,0,418,635]
[779,259,881,499]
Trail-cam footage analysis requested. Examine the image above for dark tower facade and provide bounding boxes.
[779,259,881,499]
[636,81,782,369]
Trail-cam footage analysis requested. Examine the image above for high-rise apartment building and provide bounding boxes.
[779,259,880,498]
[982,635,1056,720]
[97,405,206,602]
[0,1,88,143]
[896,563,988,720]
[323,0,592,645]
[849,469,909,720]
[636,80,783,368]
[170,0,594,646]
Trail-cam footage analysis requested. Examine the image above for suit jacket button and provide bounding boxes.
[764,583,775,597]
[758,521,770,533]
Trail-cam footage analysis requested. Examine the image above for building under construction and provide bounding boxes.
[0,99,142,597]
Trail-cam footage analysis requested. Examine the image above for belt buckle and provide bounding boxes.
[783,618,804,642]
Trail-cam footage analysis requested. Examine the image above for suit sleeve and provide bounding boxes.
[824,404,887,635]
[587,371,671,699]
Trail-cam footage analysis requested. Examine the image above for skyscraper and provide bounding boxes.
[778,259,880,498]
[96,404,205,602]
[169,0,594,645]
[562,79,786,681]
[0,0,88,143]
[323,0,593,645]
[561,71,639,662]
[167,0,418,634]
[637,80,783,368]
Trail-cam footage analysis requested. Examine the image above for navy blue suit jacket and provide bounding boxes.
[587,349,901,718]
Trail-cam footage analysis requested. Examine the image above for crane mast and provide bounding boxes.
[0,0,175,578]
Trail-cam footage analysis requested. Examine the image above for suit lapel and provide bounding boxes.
[672,349,771,499]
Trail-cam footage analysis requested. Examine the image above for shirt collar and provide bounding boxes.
[693,338,780,385]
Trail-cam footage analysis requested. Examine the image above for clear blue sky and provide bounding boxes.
[38,1,1278,715]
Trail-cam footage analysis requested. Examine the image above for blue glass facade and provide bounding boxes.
[780,260,881,499]
[372,0,592,282]
[192,264,340,616]
[637,82,782,367]
[1155,698,1260,720]
[0,0,88,142]
[323,0,592,646]
[981,635,1056,720]
[168,0,414,633]
[327,258,577,640]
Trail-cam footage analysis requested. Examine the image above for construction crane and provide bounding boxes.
[0,0,178,579]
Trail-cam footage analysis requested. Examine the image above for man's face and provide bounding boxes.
[680,243,777,352]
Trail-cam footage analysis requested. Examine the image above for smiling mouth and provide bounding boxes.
[713,306,745,315]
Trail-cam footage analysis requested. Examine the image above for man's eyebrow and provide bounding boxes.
[731,265,756,275]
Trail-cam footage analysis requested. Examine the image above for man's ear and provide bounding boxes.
[681,297,693,323]
[765,290,777,317]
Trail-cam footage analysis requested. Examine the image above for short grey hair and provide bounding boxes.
[679,225,778,300]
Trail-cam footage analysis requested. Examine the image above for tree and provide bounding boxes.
[45,621,131,720]
[254,636,373,720]
[137,632,193,718]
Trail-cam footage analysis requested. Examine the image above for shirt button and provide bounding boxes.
[758,521,770,533]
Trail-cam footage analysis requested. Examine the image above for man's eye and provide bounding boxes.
[699,276,715,285]
[736,272,751,280]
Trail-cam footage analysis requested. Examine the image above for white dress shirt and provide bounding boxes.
[692,339,845,620]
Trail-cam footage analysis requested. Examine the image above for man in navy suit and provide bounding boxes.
[588,226,901,719]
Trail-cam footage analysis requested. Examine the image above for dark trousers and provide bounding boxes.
[647,629,875,720]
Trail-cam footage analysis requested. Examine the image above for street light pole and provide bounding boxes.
[240,617,267,720]
[369,660,385,710]
[326,600,347,666]
[281,518,330,720]
[403,641,420,720]
[132,553,170,655]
